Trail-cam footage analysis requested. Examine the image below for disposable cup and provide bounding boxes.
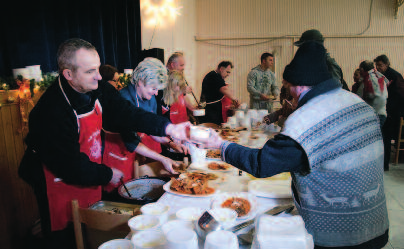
[204,230,239,249]
[128,215,160,234]
[162,219,194,236]
[98,239,133,249]
[131,230,166,249]
[176,207,204,222]
[140,203,170,224]
[166,227,198,249]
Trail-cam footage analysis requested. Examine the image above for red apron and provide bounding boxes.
[138,133,162,153]
[43,80,103,231]
[169,94,188,124]
[102,131,136,192]
[221,96,233,123]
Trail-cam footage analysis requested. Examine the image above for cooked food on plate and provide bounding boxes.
[208,162,230,170]
[206,149,221,158]
[221,197,251,217]
[169,172,215,195]
[172,162,188,173]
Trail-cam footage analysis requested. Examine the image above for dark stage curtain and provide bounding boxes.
[0,0,142,77]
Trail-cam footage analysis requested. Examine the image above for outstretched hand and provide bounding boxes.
[165,122,192,141]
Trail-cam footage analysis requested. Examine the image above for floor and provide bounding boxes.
[383,161,404,249]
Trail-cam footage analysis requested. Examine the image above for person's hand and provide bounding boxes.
[198,102,206,109]
[109,168,124,185]
[263,114,272,125]
[260,94,270,101]
[232,99,240,109]
[169,141,189,155]
[160,157,178,174]
[166,122,192,141]
[201,129,224,149]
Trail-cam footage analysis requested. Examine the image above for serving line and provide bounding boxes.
[156,171,294,248]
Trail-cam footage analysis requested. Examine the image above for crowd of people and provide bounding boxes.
[17,27,404,249]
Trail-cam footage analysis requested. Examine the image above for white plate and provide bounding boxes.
[163,180,218,198]
[210,192,258,220]
[248,180,292,198]
[189,161,233,172]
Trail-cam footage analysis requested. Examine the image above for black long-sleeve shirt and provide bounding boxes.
[19,76,171,187]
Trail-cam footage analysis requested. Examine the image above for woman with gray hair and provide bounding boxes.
[120,58,188,157]
[102,58,187,194]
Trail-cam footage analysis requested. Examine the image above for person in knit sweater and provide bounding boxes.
[206,41,389,249]
[358,60,388,129]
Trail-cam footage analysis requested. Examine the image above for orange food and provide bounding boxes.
[169,172,215,195]
[207,149,221,159]
[208,162,230,170]
[221,197,251,217]
[172,162,188,173]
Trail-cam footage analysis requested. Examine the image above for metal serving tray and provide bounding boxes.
[90,200,141,216]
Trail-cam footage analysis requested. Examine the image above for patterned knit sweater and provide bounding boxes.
[282,88,389,247]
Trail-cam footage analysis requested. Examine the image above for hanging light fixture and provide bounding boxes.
[141,0,183,27]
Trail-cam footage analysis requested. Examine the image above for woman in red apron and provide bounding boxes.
[161,71,190,124]
[43,80,103,231]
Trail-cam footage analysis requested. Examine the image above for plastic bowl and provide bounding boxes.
[193,109,205,116]
[176,207,204,221]
[127,215,160,234]
[98,239,133,249]
[140,203,169,224]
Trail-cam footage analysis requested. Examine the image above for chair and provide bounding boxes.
[71,199,138,249]
[395,117,404,164]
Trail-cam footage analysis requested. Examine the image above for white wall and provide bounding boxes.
[141,0,197,93]
[142,0,404,105]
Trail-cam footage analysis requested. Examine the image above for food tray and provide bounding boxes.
[90,200,141,215]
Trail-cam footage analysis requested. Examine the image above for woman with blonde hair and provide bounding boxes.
[161,70,191,124]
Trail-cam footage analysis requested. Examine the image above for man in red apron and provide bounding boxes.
[19,38,191,249]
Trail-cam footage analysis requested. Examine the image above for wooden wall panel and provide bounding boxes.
[0,101,39,249]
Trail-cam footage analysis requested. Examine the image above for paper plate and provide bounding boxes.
[248,180,292,198]
[210,192,258,220]
[163,181,218,198]
[189,161,233,172]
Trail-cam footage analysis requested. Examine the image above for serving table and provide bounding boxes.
[156,169,294,248]
[124,129,297,248]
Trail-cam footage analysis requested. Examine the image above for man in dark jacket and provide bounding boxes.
[294,29,350,91]
[18,38,190,249]
[207,42,389,248]
[374,54,404,170]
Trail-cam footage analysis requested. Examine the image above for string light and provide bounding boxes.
[141,0,182,27]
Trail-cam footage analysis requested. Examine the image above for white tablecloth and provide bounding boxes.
[156,171,294,249]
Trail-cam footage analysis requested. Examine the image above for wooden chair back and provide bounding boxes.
[71,199,135,249]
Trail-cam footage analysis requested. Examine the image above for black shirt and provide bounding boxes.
[19,76,171,187]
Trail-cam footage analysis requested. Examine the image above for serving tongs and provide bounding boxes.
[185,81,204,108]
